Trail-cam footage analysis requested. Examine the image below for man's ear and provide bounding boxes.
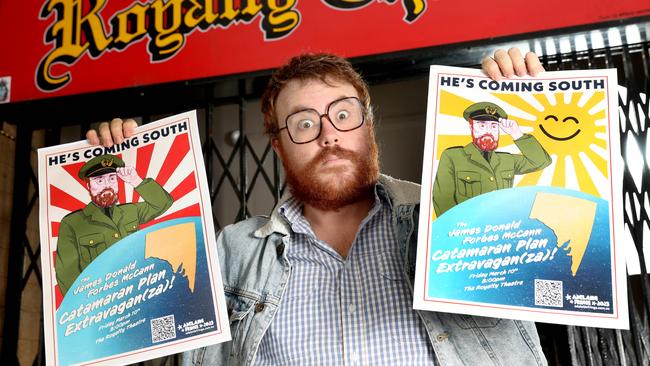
[271,138,283,161]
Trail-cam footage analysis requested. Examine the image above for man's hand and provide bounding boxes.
[86,118,138,147]
[499,118,524,140]
[482,48,544,80]
[117,166,144,187]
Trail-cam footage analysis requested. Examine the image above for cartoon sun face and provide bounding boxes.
[435,89,610,199]
[539,115,581,141]
[509,91,609,198]
[528,92,604,156]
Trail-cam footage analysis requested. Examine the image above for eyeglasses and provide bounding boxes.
[278,96,366,144]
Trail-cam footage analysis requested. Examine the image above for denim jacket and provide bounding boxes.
[184,175,548,365]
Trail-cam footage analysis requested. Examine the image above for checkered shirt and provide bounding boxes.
[254,185,436,365]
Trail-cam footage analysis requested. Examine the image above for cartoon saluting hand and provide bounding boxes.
[498,118,524,140]
[117,166,143,187]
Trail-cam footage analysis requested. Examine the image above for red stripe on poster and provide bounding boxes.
[155,133,190,187]
[50,185,86,212]
[131,143,156,203]
[170,172,197,202]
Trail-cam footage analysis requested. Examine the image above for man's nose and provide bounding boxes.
[317,115,340,147]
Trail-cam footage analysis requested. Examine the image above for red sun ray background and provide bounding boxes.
[48,133,201,308]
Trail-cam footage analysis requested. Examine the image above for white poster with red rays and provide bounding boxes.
[38,111,230,365]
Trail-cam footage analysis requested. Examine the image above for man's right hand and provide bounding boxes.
[86,118,138,147]
[482,48,544,81]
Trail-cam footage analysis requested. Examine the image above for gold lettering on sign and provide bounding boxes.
[37,0,301,92]
[323,0,426,22]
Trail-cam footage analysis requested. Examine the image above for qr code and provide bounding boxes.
[151,314,177,343]
[534,279,563,307]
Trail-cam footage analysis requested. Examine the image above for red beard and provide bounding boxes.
[473,133,498,151]
[91,188,118,208]
[281,139,380,211]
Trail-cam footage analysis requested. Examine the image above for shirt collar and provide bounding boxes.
[278,182,390,229]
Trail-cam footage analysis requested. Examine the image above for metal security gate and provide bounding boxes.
[1,21,649,366]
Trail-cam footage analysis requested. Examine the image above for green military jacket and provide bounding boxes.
[55,178,173,296]
[433,134,551,216]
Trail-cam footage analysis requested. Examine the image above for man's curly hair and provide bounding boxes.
[261,53,372,137]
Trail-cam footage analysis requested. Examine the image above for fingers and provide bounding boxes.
[494,49,515,79]
[86,129,100,145]
[525,52,545,76]
[116,167,131,182]
[86,118,139,147]
[483,48,545,80]
[98,122,112,147]
[508,48,527,77]
[123,119,138,138]
[481,55,502,81]
[481,49,517,80]
[110,118,125,145]
[116,168,129,183]
[116,166,142,186]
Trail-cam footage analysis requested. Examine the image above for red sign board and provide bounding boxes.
[1,0,649,104]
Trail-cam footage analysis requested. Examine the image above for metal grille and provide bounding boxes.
[534,44,650,366]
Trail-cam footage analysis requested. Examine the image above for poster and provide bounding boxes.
[413,66,628,329]
[38,111,231,365]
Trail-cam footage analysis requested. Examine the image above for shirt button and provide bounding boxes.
[465,176,471,181]
[436,332,449,342]
[132,225,137,229]
[254,303,265,313]
[89,240,94,244]
[489,177,494,181]
[114,233,119,238]
[348,304,356,314]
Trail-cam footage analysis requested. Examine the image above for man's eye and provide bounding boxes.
[336,110,350,120]
[298,120,315,129]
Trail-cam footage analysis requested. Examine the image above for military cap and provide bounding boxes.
[463,102,507,122]
[78,154,125,179]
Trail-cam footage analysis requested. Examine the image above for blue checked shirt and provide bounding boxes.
[254,185,436,365]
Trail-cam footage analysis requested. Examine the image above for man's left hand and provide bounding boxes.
[498,118,524,140]
[117,166,144,187]
[482,48,544,80]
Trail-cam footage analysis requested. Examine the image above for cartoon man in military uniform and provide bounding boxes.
[433,102,551,216]
[55,154,173,296]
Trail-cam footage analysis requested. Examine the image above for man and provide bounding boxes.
[433,101,551,216]
[90,49,548,365]
[55,154,173,296]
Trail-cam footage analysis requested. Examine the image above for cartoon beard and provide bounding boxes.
[91,188,118,208]
[280,137,380,211]
[473,133,499,152]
